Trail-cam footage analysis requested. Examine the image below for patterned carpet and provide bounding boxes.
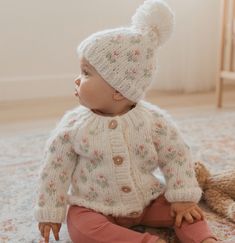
[0,110,235,242]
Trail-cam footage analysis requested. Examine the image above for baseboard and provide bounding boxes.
[0,74,234,102]
[0,74,77,101]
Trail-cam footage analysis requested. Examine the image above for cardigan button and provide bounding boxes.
[108,119,118,129]
[113,156,123,165]
[121,186,131,193]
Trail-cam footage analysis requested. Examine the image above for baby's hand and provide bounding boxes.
[38,222,61,243]
[170,202,204,228]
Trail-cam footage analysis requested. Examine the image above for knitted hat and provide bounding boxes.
[77,0,174,102]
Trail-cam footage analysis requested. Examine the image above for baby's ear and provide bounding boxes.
[112,90,125,101]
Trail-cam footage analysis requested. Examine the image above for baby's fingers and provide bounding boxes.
[51,224,60,241]
[191,209,202,220]
[184,212,194,224]
[195,206,205,220]
[39,223,44,238]
[175,213,183,228]
[44,225,51,243]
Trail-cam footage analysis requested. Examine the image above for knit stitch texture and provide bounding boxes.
[34,101,202,223]
[77,0,174,102]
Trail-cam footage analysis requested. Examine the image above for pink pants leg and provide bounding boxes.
[140,195,217,243]
[67,195,217,243]
[67,206,158,243]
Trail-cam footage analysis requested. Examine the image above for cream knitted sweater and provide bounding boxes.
[34,101,202,223]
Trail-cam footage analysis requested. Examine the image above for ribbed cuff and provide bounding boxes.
[34,206,66,223]
[165,187,202,203]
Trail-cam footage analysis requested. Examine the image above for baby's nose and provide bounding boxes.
[74,77,81,85]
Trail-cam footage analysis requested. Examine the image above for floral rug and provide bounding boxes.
[0,110,235,242]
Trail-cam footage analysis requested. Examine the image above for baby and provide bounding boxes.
[34,0,220,242]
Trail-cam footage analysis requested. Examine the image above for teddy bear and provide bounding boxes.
[194,161,235,223]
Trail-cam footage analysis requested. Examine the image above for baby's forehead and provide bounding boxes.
[79,57,93,69]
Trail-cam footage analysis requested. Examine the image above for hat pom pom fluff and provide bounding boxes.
[131,0,174,46]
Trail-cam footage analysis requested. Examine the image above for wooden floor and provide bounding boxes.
[0,85,235,135]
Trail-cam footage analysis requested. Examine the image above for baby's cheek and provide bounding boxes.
[80,85,93,99]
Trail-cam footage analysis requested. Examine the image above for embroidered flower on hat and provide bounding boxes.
[106,50,120,63]
[127,49,141,62]
[125,68,138,80]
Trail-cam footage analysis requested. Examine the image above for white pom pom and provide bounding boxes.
[131,0,174,46]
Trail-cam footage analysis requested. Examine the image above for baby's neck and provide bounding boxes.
[92,103,136,117]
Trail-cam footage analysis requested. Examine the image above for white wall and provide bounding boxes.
[0,0,221,101]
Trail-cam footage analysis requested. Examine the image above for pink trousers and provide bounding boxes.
[67,195,216,243]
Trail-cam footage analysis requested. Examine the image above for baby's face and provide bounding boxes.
[74,57,116,112]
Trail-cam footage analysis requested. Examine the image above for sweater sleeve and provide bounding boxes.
[34,112,79,223]
[151,111,202,203]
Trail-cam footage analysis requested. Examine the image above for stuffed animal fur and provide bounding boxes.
[194,161,235,222]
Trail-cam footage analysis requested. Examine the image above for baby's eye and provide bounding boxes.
[81,70,89,76]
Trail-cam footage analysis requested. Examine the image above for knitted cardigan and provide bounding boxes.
[34,100,202,223]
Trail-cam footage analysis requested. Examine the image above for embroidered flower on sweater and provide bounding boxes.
[59,132,70,144]
[96,175,109,188]
[59,170,69,184]
[165,146,177,160]
[175,150,187,166]
[158,158,167,168]
[66,148,78,161]
[173,179,184,190]
[104,197,115,206]
[38,194,46,207]
[186,169,194,178]
[86,159,100,172]
[86,150,104,172]
[80,137,89,153]
[140,156,157,173]
[71,178,79,194]
[153,121,167,136]
[51,157,63,169]
[46,180,56,196]
[164,168,174,180]
[135,144,148,159]
[93,150,104,162]
[85,187,98,201]
[153,139,163,152]
[55,195,67,207]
